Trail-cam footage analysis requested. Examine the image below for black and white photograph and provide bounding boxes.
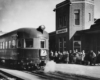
[0,0,100,80]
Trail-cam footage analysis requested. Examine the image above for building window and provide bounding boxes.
[59,17,62,28]
[59,38,62,52]
[63,16,66,27]
[74,9,80,25]
[73,36,81,52]
[58,16,66,28]
[73,41,81,52]
[24,38,33,48]
[89,13,91,21]
[63,37,66,51]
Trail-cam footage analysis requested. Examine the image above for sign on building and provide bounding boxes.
[56,28,67,34]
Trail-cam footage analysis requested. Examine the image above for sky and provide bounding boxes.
[0,0,100,33]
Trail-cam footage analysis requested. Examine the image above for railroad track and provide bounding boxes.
[0,69,100,80]
[25,70,64,80]
[0,70,23,80]
[24,70,100,80]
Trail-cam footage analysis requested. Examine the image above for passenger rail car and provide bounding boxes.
[0,26,49,70]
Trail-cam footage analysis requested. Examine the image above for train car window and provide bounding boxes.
[1,42,3,49]
[24,38,33,48]
[0,42,2,49]
[9,41,11,48]
[12,40,16,48]
[41,40,46,48]
[3,42,4,49]
[5,42,8,49]
[18,40,22,48]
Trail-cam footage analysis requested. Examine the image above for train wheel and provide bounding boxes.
[0,59,2,64]
[30,64,38,70]
[1,59,5,66]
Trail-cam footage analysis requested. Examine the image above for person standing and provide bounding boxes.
[62,51,69,63]
[96,51,100,64]
[50,50,54,60]
[54,51,58,63]
[81,50,86,64]
[90,50,96,65]
[69,50,73,63]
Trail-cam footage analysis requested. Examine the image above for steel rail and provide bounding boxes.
[24,70,100,80]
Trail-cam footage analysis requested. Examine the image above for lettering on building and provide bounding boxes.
[56,28,67,34]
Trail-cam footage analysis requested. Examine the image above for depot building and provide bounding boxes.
[49,0,100,53]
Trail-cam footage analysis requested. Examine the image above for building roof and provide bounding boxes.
[77,19,100,34]
[53,0,70,11]
[54,0,94,11]
[49,31,56,36]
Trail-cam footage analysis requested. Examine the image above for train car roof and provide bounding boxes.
[0,27,49,38]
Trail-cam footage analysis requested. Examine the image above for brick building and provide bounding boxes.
[49,0,94,52]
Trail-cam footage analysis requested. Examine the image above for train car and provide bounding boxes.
[0,25,49,70]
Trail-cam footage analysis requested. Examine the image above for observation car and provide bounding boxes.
[0,26,49,70]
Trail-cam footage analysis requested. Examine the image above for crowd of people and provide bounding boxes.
[49,50,100,65]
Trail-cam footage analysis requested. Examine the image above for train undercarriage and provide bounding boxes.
[0,58,47,71]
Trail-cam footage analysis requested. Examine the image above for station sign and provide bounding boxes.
[56,28,68,34]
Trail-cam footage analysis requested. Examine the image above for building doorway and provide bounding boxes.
[73,41,81,52]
